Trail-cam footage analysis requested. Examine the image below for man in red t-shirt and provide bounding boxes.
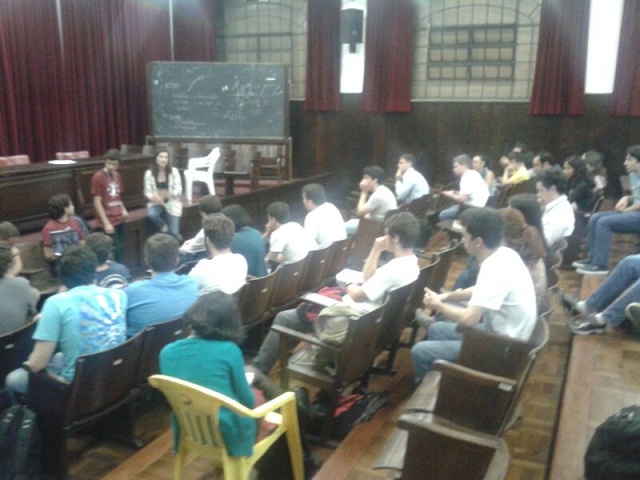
[91,150,128,262]
[41,194,85,260]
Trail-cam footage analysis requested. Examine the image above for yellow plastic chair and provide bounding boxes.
[148,374,304,480]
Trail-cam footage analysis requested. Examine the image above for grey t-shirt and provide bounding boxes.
[0,276,38,335]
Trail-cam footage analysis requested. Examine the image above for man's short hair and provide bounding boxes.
[47,194,71,220]
[302,183,326,206]
[144,233,179,272]
[222,204,253,231]
[384,211,420,249]
[627,145,640,162]
[199,195,222,215]
[538,151,556,166]
[84,232,113,264]
[538,169,568,194]
[0,222,19,241]
[0,241,12,278]
[399,153,416,165]
[104,149,121,161]
[203,215,235,250]
[363,165,385,184]
[266,202,290,224]
[452,154,472,168]
[59,246,98,289]
[459,207,504,249]
[508,151,523,164]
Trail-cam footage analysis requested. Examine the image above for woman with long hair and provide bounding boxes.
[144,148,183,240]
[563,155,595,213]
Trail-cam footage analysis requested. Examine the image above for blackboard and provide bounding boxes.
[148,62,288,139]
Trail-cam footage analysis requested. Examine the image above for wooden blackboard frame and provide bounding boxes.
[147,62,289,139]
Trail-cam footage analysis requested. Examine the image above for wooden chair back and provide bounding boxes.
[299,245,332,292]
[135,317,188,386]
[269,257,308,310]
[0,320,37,388]
[425,239,458,293]
[402,256,440,325]
[237,270,279,327]
[323,237,352,280]
[375,281,416,356]
[149,375,304,480]
[347,218,384,269]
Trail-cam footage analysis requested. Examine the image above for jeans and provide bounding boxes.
[345,218,360,237]
[587,254,640,326]
[586,211,640,268]
[5,352,64,404]
[411,322,464,382]
[438,205,459,221]
[252,308,314,375]
[148,204,181,239]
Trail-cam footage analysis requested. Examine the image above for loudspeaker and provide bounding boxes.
[340,8,364,52]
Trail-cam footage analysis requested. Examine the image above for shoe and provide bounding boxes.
[576,264,609,276]
[560,293,579,316]
[415,308,435,329]
[626,303,640,337]
[572,258,591,268]
[569,315,606,335]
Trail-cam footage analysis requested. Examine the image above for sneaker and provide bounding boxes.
[560,293,579,316]
[576,264,609,276]
[625,303,640,337]
[572,258,591,268]
[569,315,606,335]
[415,308,435,329]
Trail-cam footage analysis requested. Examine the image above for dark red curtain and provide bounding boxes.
[610,0,640,116]
[362,0,413,113]
[304,0,341,112]
[61,1,171,155]
[529,0,590,116]
[173,0,217,61]
[0,0,70,161]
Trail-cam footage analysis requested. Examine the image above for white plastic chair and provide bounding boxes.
[184,147,221,204]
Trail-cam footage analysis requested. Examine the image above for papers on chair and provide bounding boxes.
[335,268,364,285]
[48,160,77,165]
[451,220,463,232]
[301,292,344,308]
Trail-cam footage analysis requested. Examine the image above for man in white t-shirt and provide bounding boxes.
[395,153,430,204]
[189,215,248,295]
[178,195,222,263]
[345,165,398,235]
[302,183,346,249]
[411,207,537,382]
[439,154,490,220]
[264,201,317,266]
[252,211,421,374]
[536,169,575,248]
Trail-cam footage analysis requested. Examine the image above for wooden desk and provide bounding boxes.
[0,154,152,233]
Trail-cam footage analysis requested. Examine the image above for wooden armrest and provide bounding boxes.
[432,360,517,388]
[27,369,71,414]
[398,411,499,447]
[19,268,45,277]
[404,371,440,413]
[270,324,340,354]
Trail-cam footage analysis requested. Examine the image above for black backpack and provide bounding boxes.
[585,405,640,479]
[0,405,42,479]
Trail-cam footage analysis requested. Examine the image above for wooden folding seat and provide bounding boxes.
[237,269,279,329]
[0,319,37,389]
[269,256,309,313]
[272,303,385,442]
[322,237,352,282]
[346,217,384,270]
[298,245,332,293]
[135,317,188,388]
[27,334,144,479]
[421,239,458,293]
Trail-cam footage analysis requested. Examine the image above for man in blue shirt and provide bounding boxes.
[5,246,127,399]
[125,233,199,337]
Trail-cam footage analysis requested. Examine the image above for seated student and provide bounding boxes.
[222,204,267,277]
[536,169,575,248]
[252,211,421,375]
[0,241,39,335]
[501,151,530,185]
[84,232,131,289]
[125,234,198,337]
[264,201,317,267]
[563,156,595,213]
[439,154,490,221]
[345,166,398,235]
[179,195,223,264]
[573,145,640,275]
[394,154,430,204]
[189,215,248,295]
[411,208,537,383]
[5,246,127,399]
[42,194,85,261]
[302,183,347,249]
[564,253,640,335]
[0,221,23,277]
[583,150,607,196]
[472,154,496,195]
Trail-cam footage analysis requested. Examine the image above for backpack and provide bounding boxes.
[0,405,42,479]
[312,305,360,375]
[585,405,640,479]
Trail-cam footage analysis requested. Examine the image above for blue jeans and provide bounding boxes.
[411,322,464,382]
[587,254,640,326]
[345,218,360,236]
[148,204,181,239]
[586,211,640,268]
[5,352,64,403]
[438,205,459,221]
